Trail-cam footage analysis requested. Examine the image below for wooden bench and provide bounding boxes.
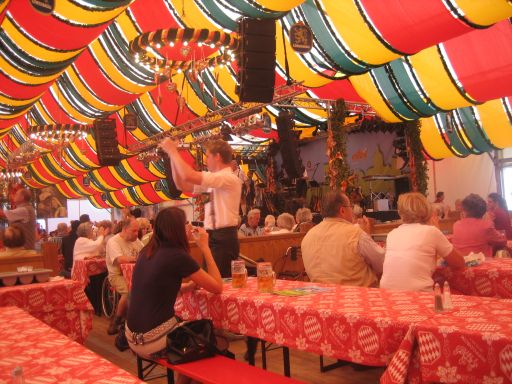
[190,232,305,270]
[136,354,305,384]
[372,217,457,235]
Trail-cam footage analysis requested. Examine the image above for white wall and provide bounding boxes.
[426,154,497,208]
[41,199,112,232]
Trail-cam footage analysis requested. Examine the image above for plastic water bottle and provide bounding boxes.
[443,281,453,310]
[11,366,25,384]
[434,283,444,312]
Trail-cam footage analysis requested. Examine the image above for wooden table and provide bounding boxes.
[0,306,144,383]
[0,279,93,343]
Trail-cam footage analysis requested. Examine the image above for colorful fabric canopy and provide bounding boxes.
[0,0,510,207]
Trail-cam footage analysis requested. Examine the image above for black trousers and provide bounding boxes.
[207,227,239,278]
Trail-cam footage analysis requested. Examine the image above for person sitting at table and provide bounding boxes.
[238,208,264,237]
[96,220,114,257]
[270,213,295,234]
[380,192,465,292]
[431,191,449,219]
[293,207,314,233]
[263,214,276,233]
[0,224,37,259]
[61,220,80,278]
[137,218,153,245]
[452,194,507,258]
[106,217,143,335]
[487,193,512,240]
[136,217,151,240]
[301,192,384,287]
[48,222,68,253]
[73,222,109,262]
[126,207,222,384]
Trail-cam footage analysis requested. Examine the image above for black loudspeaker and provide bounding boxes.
[394,177,411,198]
[276,111,304,179]
[236,18,276,103]
[93,119,122,166]
[159,151,182,199]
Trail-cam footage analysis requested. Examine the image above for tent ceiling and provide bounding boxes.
[0,0,511,207]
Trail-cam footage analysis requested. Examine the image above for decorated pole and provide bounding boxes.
[326,99,351,191]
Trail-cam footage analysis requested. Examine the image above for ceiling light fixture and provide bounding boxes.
[129,28,239,78]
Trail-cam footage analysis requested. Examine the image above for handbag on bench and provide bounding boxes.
[167,319,234,364]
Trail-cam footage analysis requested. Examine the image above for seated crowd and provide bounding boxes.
[1,176,509,384]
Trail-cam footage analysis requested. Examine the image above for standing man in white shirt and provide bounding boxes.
[0,189,36,250]
[160,138,241,277]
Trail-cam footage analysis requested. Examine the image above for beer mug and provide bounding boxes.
[231,260,247,288]
[257,262,275,293]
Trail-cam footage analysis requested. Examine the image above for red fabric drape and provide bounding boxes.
[443,20,512,102]
[360,0,474,54]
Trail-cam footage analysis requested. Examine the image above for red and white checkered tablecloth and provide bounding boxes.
[0,279,93,344]
[0,306,145,383]
[433,258,512,298]
[382,297,512,384]
[71,258,107,289]
[174,278,442,367]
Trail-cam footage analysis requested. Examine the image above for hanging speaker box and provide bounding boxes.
[276,111,304,179]
[93,118,123,167]
[237,18,276,103]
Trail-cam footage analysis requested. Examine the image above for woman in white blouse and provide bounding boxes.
[380,192,464,292]
[73,222,109,261]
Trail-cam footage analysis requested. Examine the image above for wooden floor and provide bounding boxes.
[85,315,384,384]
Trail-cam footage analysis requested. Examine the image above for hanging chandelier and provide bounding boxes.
[129,28,239,77]
[0,169,24,182]
[29,123,89,145]
[7,124,90,167]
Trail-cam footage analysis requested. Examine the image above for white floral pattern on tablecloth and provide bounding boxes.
[0,280,93,343]
[383,296,512,384]
[71,258,107,289]
[0,306,144,383]
[433,259,512,298]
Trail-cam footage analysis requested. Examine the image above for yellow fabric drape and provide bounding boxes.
[419,117,453,159]
[319,0,401,64]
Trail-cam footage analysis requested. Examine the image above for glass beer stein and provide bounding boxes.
[231,260,247,288]
[257,262,275,293]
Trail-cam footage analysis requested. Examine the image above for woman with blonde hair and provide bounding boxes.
[380,192,464,292]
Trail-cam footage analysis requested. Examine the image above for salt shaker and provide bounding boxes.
[434,283,444,312]
[443,281,453,310]
[11,366,25,384]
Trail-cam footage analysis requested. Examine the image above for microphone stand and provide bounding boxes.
[309,163,320,187]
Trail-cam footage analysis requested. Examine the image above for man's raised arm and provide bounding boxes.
[159,138,202,192]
